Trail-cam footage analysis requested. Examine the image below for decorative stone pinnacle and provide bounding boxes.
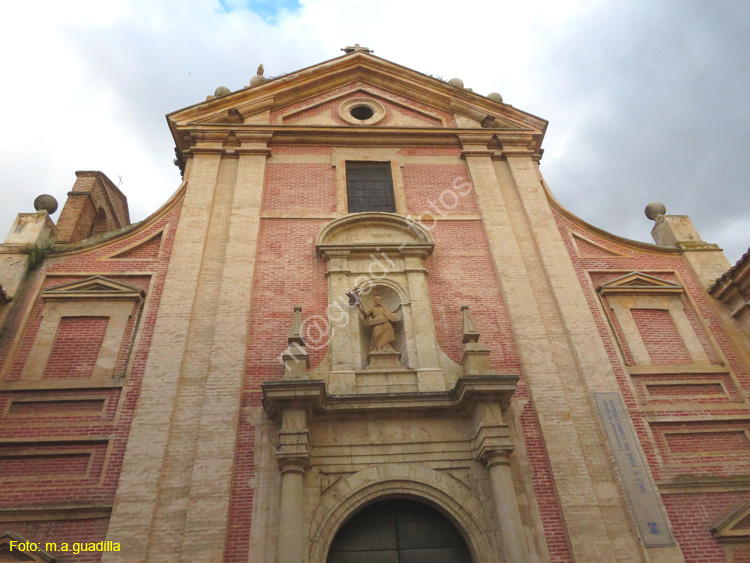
[288,306,305,345]
[461,305,480,344]
[342,43,373,54]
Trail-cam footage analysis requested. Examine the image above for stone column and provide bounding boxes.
[278,458,308,563]
[104,133,272,562]
[471,399,530,563]
[482,449,531,563]
[276,408,311,563]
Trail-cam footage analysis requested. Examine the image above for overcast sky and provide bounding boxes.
[1,0,748,263]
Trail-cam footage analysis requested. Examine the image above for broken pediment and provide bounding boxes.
[167,51,547,149]
[597,272,684,295]
[0,531,56,562]
[42,276,145,301]
[711,503,750,542]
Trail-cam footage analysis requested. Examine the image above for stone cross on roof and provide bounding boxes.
[341,43,373,54]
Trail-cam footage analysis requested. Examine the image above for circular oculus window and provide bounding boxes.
[339,98,385,125]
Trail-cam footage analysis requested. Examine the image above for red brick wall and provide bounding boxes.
[224,157,573,562]
[111,233,162,260]
[554,207,750,561]
[263,161,336,213]
[0,197,182,561]
[402,164,478,215]
[662,493,750,563]
[43,317,110,378]
[630,308,693,364]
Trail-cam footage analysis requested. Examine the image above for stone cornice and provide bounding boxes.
[261,374,519,420]
[0,504,112,522]
[167,52,547,139]
[172,125,542,155]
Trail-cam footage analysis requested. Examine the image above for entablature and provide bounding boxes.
[261,374,519,420]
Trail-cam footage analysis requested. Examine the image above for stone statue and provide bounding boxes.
[257,63,264,76]
[364,296,400,352]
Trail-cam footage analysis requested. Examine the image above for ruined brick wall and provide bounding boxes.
[55,172,130,244]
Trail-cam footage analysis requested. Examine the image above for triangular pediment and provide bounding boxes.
[598,272,683,295]
[167,52,546,150]
[42,276,145,301]
[711,502,750,542]
[278,86,447,128]
[0,531,56,562]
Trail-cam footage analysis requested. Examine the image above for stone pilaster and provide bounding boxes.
[495,142,682,562]
[180,138,271,560]
[103,133,271,562]
[461,133,651,561]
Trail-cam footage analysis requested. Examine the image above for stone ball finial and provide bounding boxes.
[487,92,503,103]
[34,194,58,214]
[214,86,231,97]
[448,78,464,88]
[645,202,667,221]
[249,74,267,87]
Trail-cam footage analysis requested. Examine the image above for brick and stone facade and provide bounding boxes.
[0,49,749,562]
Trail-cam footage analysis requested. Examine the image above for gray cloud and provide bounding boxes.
[1,0,747,264]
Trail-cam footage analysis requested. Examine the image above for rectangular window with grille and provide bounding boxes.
[346,161,396,213]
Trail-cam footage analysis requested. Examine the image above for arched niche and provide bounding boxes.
[316,213,450,394]
[356,284,407,368]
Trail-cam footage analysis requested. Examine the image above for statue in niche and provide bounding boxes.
[365,296,400,352]
[347,291,402,354]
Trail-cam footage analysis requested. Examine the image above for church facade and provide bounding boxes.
[1,48,750,562]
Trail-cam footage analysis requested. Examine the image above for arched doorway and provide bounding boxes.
[327,498,473,562]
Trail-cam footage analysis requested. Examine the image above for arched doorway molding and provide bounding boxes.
[308,463,496,563]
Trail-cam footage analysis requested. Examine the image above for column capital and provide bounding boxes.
[457,133,494,146]
[458,133,494,160]
[277,455,310,476]
[480,448,514,469]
